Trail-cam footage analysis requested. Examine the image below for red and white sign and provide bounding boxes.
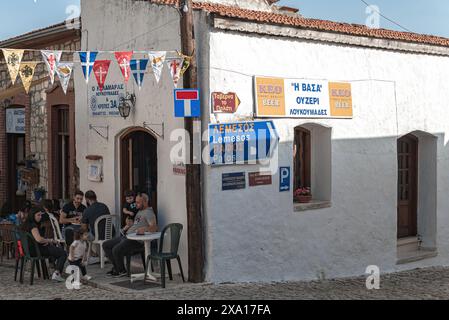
[174,89,201,118]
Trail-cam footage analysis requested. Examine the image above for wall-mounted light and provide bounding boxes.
[118,93,136,120]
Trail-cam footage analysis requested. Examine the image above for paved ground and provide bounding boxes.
[1,258,449,300]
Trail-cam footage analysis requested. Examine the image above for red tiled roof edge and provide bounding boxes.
[150,0,449,48]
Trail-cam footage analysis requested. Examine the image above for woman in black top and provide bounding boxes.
[21,207,67,282]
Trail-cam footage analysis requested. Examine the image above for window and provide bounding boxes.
[293,124,332,204]
[54,106,70,200]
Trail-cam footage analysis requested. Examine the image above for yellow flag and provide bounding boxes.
[19,62,37,94]
[2,49,24,85]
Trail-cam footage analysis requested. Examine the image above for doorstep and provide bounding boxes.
[397,248,438,265]
[294,200,331,212]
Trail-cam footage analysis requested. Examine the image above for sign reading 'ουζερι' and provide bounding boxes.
[254,77,352,119]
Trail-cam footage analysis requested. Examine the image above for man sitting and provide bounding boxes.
[60,191,86,247]
[103,193,157,277]
[81,190,111,240]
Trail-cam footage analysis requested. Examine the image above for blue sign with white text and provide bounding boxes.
[279,167,291,192]
[209,120,279,165]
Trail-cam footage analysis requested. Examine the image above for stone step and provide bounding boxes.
[397,236,420,253]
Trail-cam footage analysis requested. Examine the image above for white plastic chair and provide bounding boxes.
[87,215,113,269]
[48,213,66,249]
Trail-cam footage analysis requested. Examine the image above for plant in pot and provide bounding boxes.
[34,186,46,202]
[25,154,36,169]
[294,187,312,203]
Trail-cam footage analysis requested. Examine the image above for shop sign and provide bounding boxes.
[209,120,279,166]
[89,83,125,117]
[254,77,352,119]
[6,108,25,134]
[222,172,246,191]
[211,92,241,113]
[249,172,272,187]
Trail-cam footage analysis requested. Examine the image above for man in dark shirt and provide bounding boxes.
[60,190,86,247]
[81,190,111,241]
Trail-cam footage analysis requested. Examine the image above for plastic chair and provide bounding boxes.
[144,223,185,288]
[87,215,113,269]
[48,213,66,249]
[12,227,24,282]
[19,231,50,285]
[0,223,15,261]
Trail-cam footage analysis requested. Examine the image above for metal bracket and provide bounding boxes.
[143,122,165,140]
[89,124,109,141]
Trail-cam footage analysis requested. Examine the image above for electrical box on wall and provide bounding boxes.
[86,155,103,182]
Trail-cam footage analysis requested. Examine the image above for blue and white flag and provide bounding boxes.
[79,51,98,84]
[130,59,149,90]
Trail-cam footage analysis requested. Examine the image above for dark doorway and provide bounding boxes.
[53,106,70,200]
[397,134,418,239]
[120,129,157,226]
[7,133,26,212]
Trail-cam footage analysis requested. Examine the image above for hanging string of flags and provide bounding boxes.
[1,49,192,94]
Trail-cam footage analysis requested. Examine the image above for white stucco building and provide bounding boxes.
[76,0,449,283]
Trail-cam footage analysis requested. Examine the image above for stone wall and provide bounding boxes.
[0,37,80,201]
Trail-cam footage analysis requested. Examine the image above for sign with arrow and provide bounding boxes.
[211,92,241,113]
[209,120,279,166]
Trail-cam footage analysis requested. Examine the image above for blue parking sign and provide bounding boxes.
[279,167,290,192]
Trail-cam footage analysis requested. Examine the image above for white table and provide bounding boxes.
[126,232,161,283]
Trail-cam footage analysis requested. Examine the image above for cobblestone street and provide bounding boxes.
[2,262,449,300]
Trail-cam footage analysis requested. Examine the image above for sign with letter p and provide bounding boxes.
[279,167,290,192]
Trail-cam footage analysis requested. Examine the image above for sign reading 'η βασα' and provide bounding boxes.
[209,121,279,166]
[222,172,246,191]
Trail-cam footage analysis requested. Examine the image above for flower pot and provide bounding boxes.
[295,195,312,203]
[34,190,45,202]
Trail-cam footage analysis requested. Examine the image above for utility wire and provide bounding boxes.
[359,0,413,33]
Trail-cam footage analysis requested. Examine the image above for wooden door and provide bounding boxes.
[397,135,418,238]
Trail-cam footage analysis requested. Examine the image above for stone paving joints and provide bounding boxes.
[2,262,449,300]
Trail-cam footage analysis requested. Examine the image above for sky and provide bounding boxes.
[1,0,449,41]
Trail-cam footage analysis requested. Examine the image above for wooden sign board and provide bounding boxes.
[249,172,272,187]
[212,92,241,113]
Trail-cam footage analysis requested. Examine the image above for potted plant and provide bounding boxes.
[34,186,46,202]
[294,187,312,203]
[25,154,36,169]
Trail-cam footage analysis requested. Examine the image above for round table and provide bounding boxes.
[126,232,161,282]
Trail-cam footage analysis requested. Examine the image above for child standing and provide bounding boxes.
[68,230,92,280]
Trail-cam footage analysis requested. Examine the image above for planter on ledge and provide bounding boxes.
[295,195,313,204]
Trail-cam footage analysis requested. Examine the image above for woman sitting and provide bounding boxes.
[21,207,67,282]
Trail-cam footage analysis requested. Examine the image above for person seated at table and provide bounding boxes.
[60,191,86,248]
[80,190,111,241]
[21,207,67,282]
[103,193,158,278]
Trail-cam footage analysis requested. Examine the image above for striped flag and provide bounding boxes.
[130,59,149,90]
[79,51,98,84]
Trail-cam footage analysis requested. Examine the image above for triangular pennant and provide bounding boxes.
[79,51,98,84]
[114,51,133,83]
[2,49,24,85]
[56,62,74,95]
[93,60,111,92]
[19,62,37,94]
[130,59,149,90]
[180,57,191,77]
[41,50,62,85]
[166,57,184,87]
[148,51,166,83]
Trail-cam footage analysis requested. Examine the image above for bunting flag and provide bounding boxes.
[41,50,62,85]
[2,49,24,85]
[148,51,166,83]
[130,59,149,90]
[93,60,111,92]
[19,62,37,94]
[79,51,98,83]
[180,57,191,77]
[114,51,133,83]
[56,62,74,95]
[166,57,184,87]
